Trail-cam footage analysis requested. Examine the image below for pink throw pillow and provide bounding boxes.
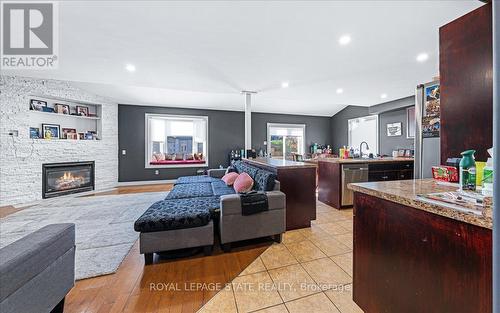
[233,172,254,193]
[153,153,165,161]
[222,172,239,186]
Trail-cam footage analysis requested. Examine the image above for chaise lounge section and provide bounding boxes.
[134,161,286,264]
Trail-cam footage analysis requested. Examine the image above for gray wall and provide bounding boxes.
[378,107,414,156]
[251,112,332,154]
[330,96,415,156]
[330,105,370,152]
[118,104,244,182]
[119,105,333,182]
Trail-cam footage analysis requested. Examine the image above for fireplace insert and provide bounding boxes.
[42,161,95,198]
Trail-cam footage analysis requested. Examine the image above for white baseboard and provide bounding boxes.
[117,179,176,186]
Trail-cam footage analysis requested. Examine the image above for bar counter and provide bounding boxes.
[313,156,414,164]
[349,179,492,229]
[243,157,317,169]
[349,179,492,313]
[242,158,316,230]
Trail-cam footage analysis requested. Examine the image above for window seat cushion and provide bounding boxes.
[149,160,206,165]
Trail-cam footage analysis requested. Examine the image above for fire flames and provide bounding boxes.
[55,171,86,190]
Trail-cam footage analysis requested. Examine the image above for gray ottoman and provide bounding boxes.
[134,197,219,264]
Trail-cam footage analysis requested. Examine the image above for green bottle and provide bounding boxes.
[459,150,476,191]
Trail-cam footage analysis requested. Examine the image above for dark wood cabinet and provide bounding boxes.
[353,192,492,313]
[243,159,316,230]
[439,3,493,162]
[318,160,342,209]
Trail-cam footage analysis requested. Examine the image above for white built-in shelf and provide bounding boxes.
[29,110,101,120]
[28,94,103,140]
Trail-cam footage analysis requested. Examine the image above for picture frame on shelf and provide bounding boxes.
[67,133,78,140]
[30,99,47,111]
[41,106,55,113]
[62,128,77,139]
[29,127,40,139]
[42,124,61,139]
[85,132,93,140]
[55,103,70,115]
[76,105,89,117]
[78,132,85,140]
[88,130,98,139]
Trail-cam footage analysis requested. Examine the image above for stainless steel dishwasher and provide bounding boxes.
[341,163,369,206]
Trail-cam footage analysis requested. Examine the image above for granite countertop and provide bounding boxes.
[315,157,414,164]
[243,157,317,169]
[349,179,492,229]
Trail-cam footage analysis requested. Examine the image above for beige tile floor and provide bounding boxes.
[198,201,364,313]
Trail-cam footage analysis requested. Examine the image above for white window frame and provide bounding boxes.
[266,123,306,158]
[144,113,209,169]
[347,115,379,155]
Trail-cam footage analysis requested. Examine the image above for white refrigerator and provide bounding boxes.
[414,81,441,179]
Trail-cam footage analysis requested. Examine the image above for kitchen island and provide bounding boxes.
[242,158,317,230]
[317,157,414,209]
[349,179,492,313]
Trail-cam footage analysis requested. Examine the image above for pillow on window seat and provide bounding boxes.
[165,154,174,160]
[175,153,184,160]
[153,153,165,161]
[185,154,194,160]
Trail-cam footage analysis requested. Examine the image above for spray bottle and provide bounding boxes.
[459,150,476,191]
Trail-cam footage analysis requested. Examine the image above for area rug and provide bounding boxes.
[0,192,165,280]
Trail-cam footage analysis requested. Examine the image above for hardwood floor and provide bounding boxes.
[66,240,270,313]
[61,183,272,313]
[84,183,174,196]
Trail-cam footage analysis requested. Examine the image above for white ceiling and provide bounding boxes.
[4,1,482,116]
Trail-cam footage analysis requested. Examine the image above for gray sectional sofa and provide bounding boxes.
[134,160,286,264]
[0,224,76,313]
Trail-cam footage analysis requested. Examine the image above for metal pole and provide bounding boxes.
[493,1,499,312]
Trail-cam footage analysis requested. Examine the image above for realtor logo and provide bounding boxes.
[1,1,58,69]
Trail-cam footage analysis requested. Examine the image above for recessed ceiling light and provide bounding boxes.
[416,52,429,62]
[281,81,289,88]
[336,88,344,94]
[380,93,388,99]
[338,35,351,46]
[125,64,136,72]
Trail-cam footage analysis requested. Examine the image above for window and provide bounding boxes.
[406,106,416,139]
[348,115,378,155]
[267,123,305,159]
[145,114,208,168]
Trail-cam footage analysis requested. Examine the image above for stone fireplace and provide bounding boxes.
[42,161,95,198]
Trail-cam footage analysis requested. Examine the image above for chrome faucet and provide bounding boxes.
[360,141,370,158]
